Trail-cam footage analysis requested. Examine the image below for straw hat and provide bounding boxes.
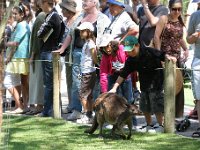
[59,0,77,13]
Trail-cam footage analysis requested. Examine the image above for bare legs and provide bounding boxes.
[21,74,29,109]
[196,100,200,127]
[143,112,163,126]
[8,85,22,109]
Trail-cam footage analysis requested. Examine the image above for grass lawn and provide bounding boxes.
[1,115,200,150]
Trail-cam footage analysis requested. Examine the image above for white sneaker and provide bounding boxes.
[67,110,81,121]
[148,125,164,133]
[136,125,153,133]
[76,114,93,124]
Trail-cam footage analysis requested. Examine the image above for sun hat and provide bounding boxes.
[98,34,114,47]
[122,36,138,51]
[107,0,125,8]
[77,22,94,32]
[59,0,77,13]
[192,0,200,3]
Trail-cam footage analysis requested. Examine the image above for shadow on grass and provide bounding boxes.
[1,115,200,150]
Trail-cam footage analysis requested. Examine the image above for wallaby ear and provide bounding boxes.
[125,103,130,108]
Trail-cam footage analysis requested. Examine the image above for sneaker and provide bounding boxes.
[9,108,23,114]
[148,125,164,133]
[136,125,153,133]
[67,110,81,121]
[21,107,31,114]
[76,114,93,124]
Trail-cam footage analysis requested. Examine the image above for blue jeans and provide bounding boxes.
[93,74,100,100]
[40,51,53,116]
[108,74,134,103]
[71,48,82,112]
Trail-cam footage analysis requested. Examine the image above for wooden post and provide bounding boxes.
[164,60,176,133]
[0,52,3,129]
[52,52,61,119]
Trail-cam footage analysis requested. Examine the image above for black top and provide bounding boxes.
[120,49,165,91]
[37,8,62,51]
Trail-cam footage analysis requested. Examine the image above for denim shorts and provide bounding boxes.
[139,89,164,113]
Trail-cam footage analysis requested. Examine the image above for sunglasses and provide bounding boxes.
[171,7,182,12]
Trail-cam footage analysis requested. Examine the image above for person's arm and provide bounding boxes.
[120,25,139,43]
[91,48,98,65]
[186,12,200,44]
[132,4,140,24]
[179,39,189,61]
[109,76,125,93]
[53,35,72,54]
[186,32,199,44]
[154,15,167,49]
[140,0,159,26]
[109,57,138,93]
[5,45,17,65]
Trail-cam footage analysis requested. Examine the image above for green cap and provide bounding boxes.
[122,36,138,51]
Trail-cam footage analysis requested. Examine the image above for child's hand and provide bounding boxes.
[108,88,117,93]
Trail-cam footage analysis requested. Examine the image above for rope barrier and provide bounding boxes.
[4,59,200,71]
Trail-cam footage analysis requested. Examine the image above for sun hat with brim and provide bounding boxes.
[98,34,114,47]
[122,36,138,51]
[59,0,77,13]
[107,0,125,8]
[192,0,200,3]
[77,22,94,32]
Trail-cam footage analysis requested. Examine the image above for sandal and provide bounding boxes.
[192,127,200,138]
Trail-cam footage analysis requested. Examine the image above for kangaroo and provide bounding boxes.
[85,93,139,139]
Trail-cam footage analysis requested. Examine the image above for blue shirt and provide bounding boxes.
[9,20,30,58]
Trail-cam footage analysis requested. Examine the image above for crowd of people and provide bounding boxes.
[1,0,200,136]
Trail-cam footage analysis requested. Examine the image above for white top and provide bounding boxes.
[81,39,96,74]
[108,11,136,41]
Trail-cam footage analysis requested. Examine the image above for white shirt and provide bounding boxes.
[81,39,96,74]
[108,11,136,41]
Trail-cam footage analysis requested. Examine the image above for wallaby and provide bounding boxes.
[85,93,139,139]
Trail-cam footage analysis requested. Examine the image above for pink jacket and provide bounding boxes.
[100,45,128,93]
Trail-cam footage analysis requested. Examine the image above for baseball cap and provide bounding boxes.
[122,36,138,51]
[77,22,94,31]
[107,0,125,8]
[98,34,114,47]
[192,0,200,3]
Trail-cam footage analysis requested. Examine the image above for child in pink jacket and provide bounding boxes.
[99,34,133,103]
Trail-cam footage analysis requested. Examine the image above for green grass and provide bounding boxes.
[1,115,200,150]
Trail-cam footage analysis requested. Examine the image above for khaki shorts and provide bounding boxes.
[139,89,164,114]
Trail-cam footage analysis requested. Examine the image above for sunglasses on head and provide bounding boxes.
[171,7,182,12]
